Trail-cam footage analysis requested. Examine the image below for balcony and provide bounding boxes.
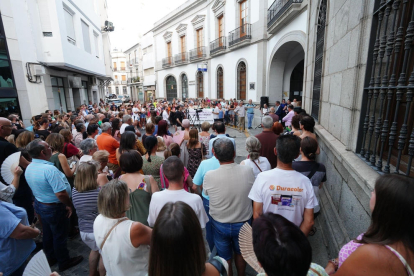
[174,52,188,65]
[114,67,118,72]
[189,46,207,61]
[267,0,303,34]
[120,67,126,71]
[128,77,140,84]
[121,80,127,85]
[114,81,119,85]
[228,24,251,48]
[210,37,227,56]
[162,57,173,68]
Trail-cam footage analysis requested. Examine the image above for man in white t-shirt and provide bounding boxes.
[147,156,208,228]
[248,135,316,236]
[120,114,132,134]
[213,104,220,121]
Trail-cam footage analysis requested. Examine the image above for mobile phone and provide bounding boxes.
[70,161,76,169]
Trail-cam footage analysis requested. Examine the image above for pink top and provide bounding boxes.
[172,130,185,144]
[160,166,190,191]
[282,110,294,127]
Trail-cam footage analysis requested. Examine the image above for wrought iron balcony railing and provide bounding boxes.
[162,57,173,68]
[190,47,207,61]
[210,37,226,55]
[228,24,251,47]
[113,67,118,72]
[174,52,188,64]
[267,0,303,28]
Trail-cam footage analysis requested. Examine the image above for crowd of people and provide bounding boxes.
[0,97,413,276]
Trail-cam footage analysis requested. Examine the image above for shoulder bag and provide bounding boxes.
[100,217,128,250]
[252,159,262,172]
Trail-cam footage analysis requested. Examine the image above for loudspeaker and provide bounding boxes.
[260,96,269,109]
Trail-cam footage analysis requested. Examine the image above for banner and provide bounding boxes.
[187,109,214,124]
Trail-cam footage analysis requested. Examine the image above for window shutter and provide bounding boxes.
[63,9,75,41]
[81,20,91,53]
[38,0,52,33]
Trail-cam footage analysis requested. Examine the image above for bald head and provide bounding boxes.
[0,117,13,138]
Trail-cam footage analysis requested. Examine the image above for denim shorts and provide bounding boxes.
[211,218,252,260]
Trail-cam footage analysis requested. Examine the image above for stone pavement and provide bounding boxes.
[49,125,330,276]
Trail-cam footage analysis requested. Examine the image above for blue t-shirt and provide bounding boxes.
[246,104,255,114]
[218,110,224,119]
[0,202,35,275]
[26,159,71,203]
[192,157,220,200]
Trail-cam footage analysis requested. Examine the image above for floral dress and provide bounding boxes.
[187,144,206,178]
[199,135,210,154]
[142,155,164,190]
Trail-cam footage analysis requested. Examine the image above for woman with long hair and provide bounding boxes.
[240,136,271,179]
[142,136,164,189]
[325,174,414,275]
[94,180,152,276]
[15,131,34,148]
[72,162,105,276]
[116,131,138,163]
[186,129,206,178]
[59,129,83,159]
[111,118,122,142]
[119,151,159,225]
[45,133,76,183]
[148,202,228,276]
[157,120,173,147]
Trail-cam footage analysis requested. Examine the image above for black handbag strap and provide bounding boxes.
[307,162,320,180]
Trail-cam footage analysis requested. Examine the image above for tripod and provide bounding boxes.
[254,115,264,129]
[187,110,201,131]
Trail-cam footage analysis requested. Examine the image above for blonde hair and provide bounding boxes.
[45,133,65,153]
[201,121,211,132]
[92,150,109,163]
[187,129,199,149]
[98,180,129,218]
[59,129,72,143]
[16,131,35,148]
[157,136,166,151]
[74,161,99,192]
[6,135,15,145]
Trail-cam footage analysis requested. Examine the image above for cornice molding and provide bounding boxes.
[212,0,226,13]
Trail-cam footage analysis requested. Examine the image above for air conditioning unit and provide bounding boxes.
[68,76,82,88]
[34,65,46,76]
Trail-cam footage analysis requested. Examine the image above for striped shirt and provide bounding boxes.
[72,187,99,233]
[25,159,71,203]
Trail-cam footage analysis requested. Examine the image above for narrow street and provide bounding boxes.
[54,126,329,276]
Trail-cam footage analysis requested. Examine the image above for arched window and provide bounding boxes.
[166,76,177,101]
[311,0,327,120]
[217,67,223,99]
[182,74,188,100]
[197,71,203,98]
[237,62,246,100]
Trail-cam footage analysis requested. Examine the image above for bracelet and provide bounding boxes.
[328,259,339,271]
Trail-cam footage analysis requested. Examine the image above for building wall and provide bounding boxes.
[303,0,377,257]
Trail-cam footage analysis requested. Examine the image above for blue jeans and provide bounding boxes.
[34,200,70,266]
[202,197,214,251]
[247,113,254,128]
[211,218,252,260]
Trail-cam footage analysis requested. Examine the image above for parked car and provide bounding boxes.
[107,99,123,106]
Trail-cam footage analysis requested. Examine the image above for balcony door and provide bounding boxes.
[197,28,203,57]
[181,36,186,61]
[182,74,188,100]
[237,62,246,100]
[217,67,223,99]
[167,42,172,64]
[240,0,248,37]
[166,76,177,101]
[218,15,224,46]
[197,71,203,98]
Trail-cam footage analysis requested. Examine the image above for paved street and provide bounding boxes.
[51,125,329,276]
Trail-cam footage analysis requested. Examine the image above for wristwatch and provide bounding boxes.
[328,258,339,271]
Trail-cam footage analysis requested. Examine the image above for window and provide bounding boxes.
[123,86,127,94]
[63,8,76,44]
[182,74,188,100]
[51,76,67,112]
[311,0,326,120]
[197,28,203,48]
[166,76,177,101]
[94,32,99,58]
[217,67,223,99]
[115,75,118,79]
[120,61,125,70]
[81,20,91,53]
[240,0,248,37]
[167,42,172,57]
[237,62,246,100]
[113,62,117,70]
[116,87,119,94]
[0,39,14,88]
[197,71,203,98]
[122,75,126,81]
[218,15,224,38]
[358,0,414,176]
[181,36,186,53]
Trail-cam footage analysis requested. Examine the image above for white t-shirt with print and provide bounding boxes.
[147,189,208,227]
[248,168,317,227]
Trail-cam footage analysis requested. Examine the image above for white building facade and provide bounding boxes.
[124,43,143,102]
[142,31,156,102]
[152,0,307,111]
[109,48,128,96]
[0,0,112,124]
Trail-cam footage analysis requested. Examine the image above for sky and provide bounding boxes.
[107,0,188,51]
